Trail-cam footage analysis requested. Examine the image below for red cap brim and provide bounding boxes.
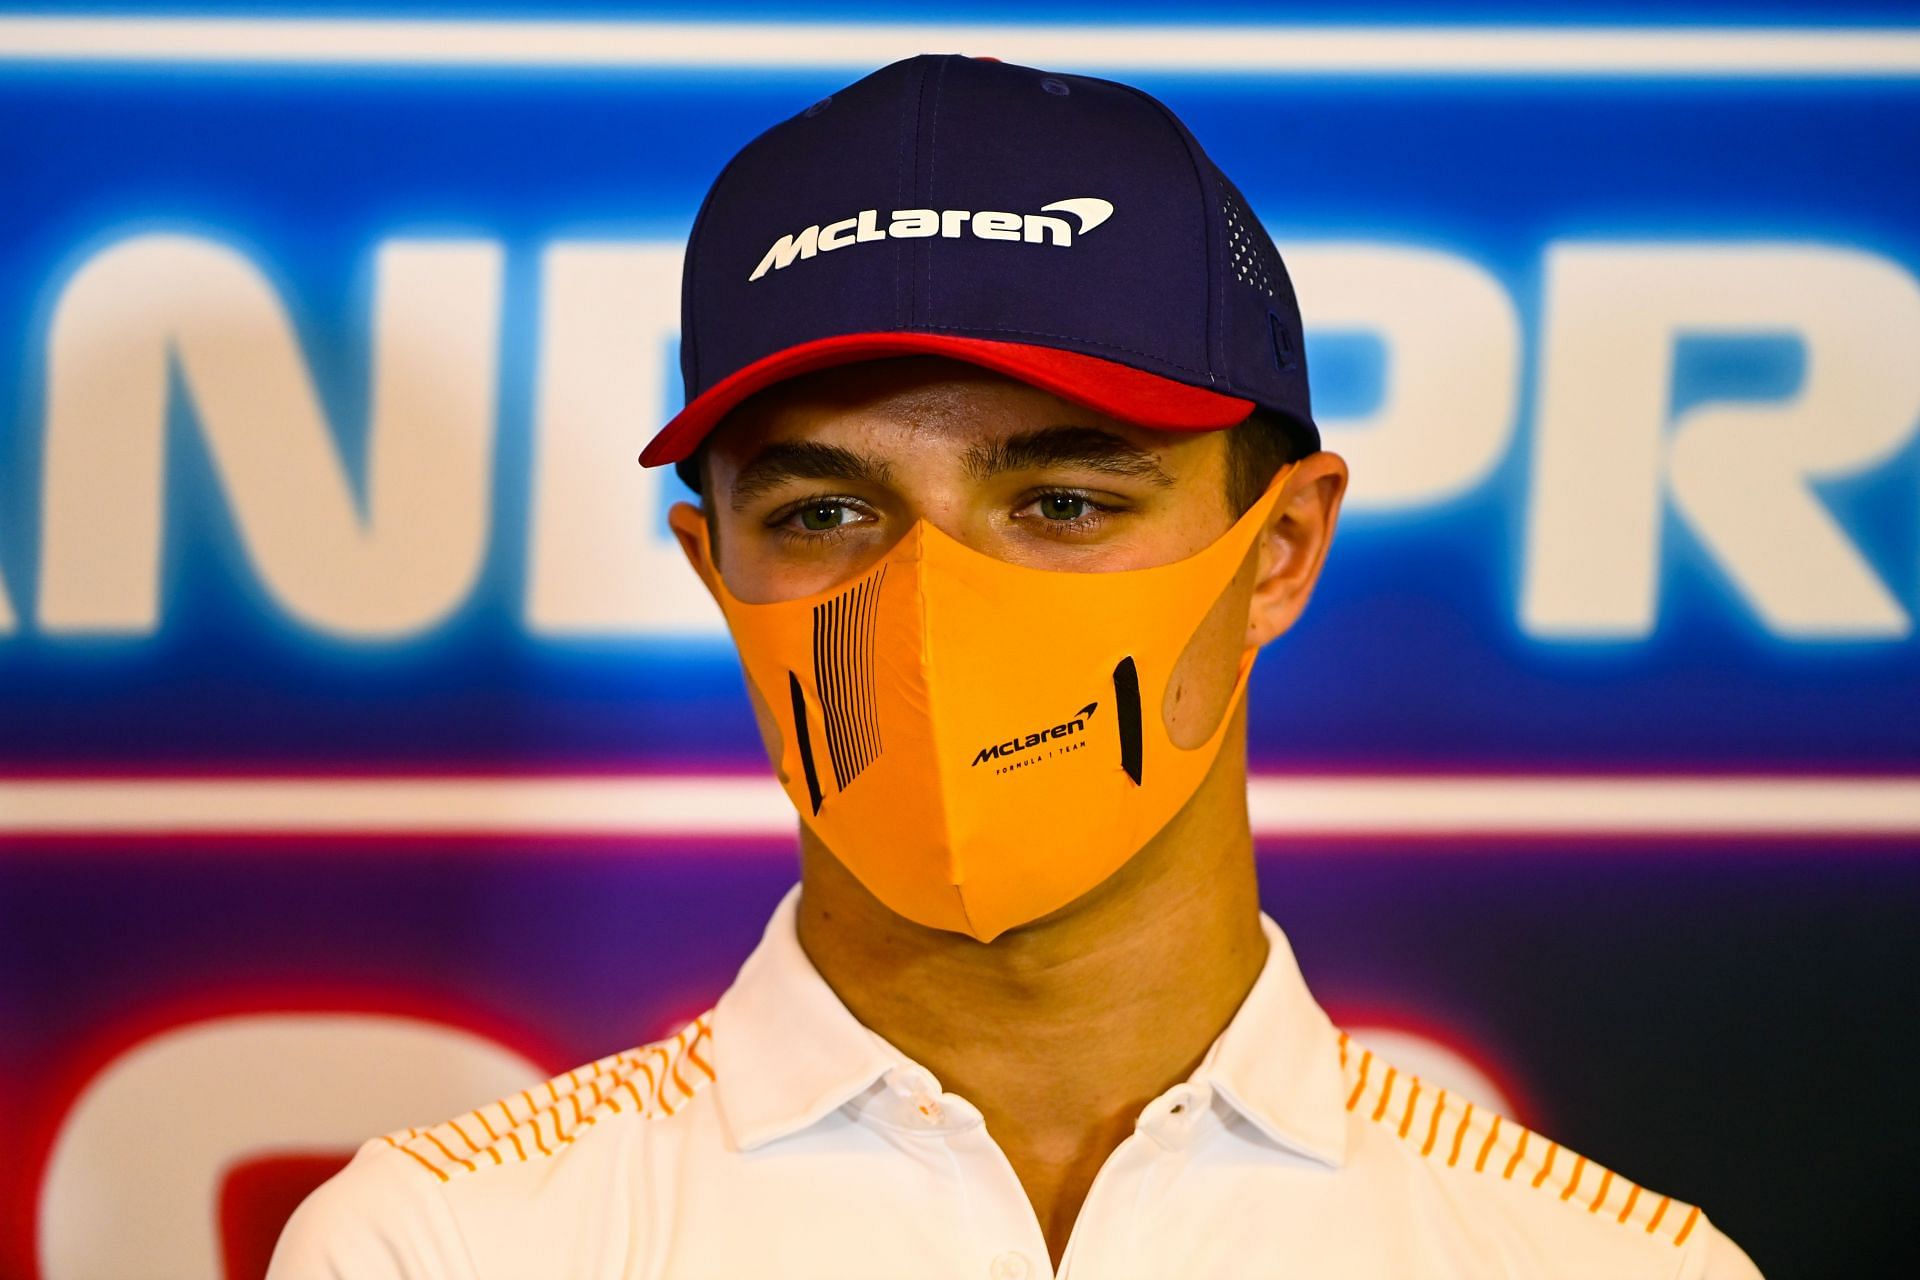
[637,332,1253,467]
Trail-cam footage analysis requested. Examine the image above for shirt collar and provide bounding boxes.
[1193,911,1351,1169]
[711,885,1349,1168]
[710,885,898,1152]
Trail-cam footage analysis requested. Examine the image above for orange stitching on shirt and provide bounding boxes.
[1532,1141,1559,1188]
[688,1016,718,1082]
[382,1014,719,1184]
[1422,1089,1449,1157]
[1447,1101,1475,1168]
[1371,1066,1398,1122]
[382,1134,451,1183]
[671,1034,697,1099]
[1502,1128,1529,1179]
[1345,1050,1373,1112]
[445,1118,483,1154]
[541,1098,569,1146]
[419,1129,475,1174]
[1330,1030,1708,1251]
[1475,1115,1502,1172]
[650,1041,677,1114]
[1559,1155,1588,1202]
[524,1100,553,1157]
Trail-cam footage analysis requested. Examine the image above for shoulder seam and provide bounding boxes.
[383,1012,717,1185]
[1336,1029,1703,1251]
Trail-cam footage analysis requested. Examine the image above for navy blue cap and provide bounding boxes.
[640,53,1316,471]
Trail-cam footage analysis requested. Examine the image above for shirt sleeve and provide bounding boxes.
[1675,1214,1766,1280]
[265,1140,482,1280]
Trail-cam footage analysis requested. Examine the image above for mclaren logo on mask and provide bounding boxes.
[749,198,1115,281]
[972,702,1099,769]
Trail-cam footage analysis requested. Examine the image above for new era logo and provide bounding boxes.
[749,197,1115,282]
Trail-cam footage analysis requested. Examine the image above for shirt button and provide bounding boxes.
[989,1252,1031,1280]
[887,1067,935,1097]
[1140,1082,1211,1147]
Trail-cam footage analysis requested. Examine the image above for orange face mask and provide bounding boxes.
[683,463,1298,943]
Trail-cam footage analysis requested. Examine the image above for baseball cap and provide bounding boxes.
[639,53,1318,482]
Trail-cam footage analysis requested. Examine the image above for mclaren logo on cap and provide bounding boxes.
[748,198,1115,282]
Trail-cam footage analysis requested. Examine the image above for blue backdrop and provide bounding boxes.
[2,5,1916,1278]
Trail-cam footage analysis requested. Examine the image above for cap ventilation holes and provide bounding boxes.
[1218,180,1277,300]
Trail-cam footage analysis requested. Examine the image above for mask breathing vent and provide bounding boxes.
[1112,656,1144,785]
[787,672,825,815]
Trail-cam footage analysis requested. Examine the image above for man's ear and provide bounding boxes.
[667,500,722,600]
[1245,451,1349,649]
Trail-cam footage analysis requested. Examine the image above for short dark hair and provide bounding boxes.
[1223,409,1313,516]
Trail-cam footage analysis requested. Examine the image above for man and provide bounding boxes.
[271,54,1762,1278]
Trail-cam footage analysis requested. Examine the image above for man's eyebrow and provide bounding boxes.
[961,425,1175,487]
[728,440,896,511]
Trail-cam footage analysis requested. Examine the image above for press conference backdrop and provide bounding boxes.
[3,3,1918,1277]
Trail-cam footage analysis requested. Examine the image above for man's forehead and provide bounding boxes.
[705,356,1207,473]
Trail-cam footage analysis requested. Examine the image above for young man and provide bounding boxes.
[271,54,1762,1278]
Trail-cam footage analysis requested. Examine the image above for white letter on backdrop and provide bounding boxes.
[1281,243,1521,512]
[37,233,501,638]
[1526,242,1919,639]
[526,241,722,636]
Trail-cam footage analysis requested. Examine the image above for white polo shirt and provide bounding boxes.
[270,885,1764,1279]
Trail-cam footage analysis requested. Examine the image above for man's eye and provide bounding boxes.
[796,502,855,532]
[1037,494,1092,522]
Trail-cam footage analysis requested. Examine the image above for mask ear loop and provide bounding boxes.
[1188,638,1264,754]
[1156,458,1302,764]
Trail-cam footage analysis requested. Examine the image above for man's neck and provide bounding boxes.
[793,718,1268,1264]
